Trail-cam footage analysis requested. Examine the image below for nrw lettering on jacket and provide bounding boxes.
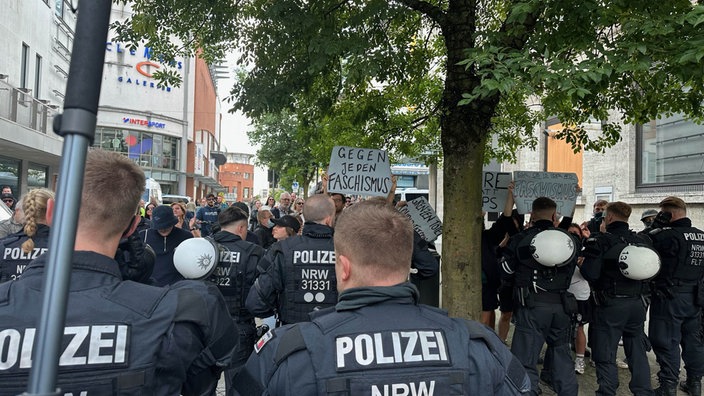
[336,330,449,371]
[372,381,435,396]
[0,325,129,370]
[293,250,335,264]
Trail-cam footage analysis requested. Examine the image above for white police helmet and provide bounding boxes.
[173,238,219,280]
[530,229,576,267]
[618,245,661,280]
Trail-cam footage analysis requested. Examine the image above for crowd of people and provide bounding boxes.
[0,152,702,396]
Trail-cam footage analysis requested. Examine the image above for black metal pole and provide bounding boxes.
[24,1,112,395]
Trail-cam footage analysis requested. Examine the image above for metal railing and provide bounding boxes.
[0,79,60,134]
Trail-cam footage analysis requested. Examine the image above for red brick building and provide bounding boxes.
[219,152,255,202]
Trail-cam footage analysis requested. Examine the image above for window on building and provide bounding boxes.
[28,163,48,189]
[34,54,42,98]
[93,127,180,171]
[243,187,250,198]
[395,175,416,189]
[545,120,583,189]
[243,172,250,179]
[21,43,30,90]
[0,156,21,194]
[55,0,63,17]
[638,114,704,186]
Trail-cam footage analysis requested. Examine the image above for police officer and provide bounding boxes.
[246,193,337,325]
[501,196,579,396]
[207,206,264,395]
[0,150,237,395]
[235,199,530,395]
[0,188,54,283]
[644,196,704,396]
[580,201,658,395]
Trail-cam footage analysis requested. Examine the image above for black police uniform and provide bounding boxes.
[0,251,237,395]
[501,219,579,396]
[246,222,336,325]
[208,230,264,395]
[646,217,704,392]
[580,221,654,395]
[235,283,531,395]
[0,224,50,283]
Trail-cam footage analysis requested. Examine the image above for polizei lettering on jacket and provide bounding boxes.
[0,325,129,371]
[684,232,704,242]
[3,247,48,260]
[293,250,335,264]
[335,330,450,372]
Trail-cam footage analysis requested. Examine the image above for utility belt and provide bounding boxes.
[516,287,577,315]
[652,280,704,306]
[591,289,643,307]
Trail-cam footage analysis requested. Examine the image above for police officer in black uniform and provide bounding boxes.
[580,201,658,395]
[0,150,237,395]
[501,196,579,396]
[246,193,337,325]
[644,196,704,396]
[0,188,54,283]
[208,206,265,395]
[235,199,530,395]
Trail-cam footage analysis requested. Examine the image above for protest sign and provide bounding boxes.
[398,196,443,242]
[513,171,578,215]
[327,146,392,197]
[482,171,512,212]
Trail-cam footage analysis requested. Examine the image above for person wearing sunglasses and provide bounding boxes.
[1,193,16,210]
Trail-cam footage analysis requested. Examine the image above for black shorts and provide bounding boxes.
[499,286,514,312]
[575,299,592,325]
[482,283,499,312]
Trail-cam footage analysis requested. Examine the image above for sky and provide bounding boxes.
[215,56,270,197]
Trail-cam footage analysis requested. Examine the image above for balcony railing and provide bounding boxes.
[0,79,60,134]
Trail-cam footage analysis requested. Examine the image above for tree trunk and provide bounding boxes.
[441,140,486,319]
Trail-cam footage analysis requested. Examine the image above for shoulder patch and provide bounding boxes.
[254,329,275,354]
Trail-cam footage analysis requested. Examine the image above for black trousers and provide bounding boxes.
[511,301,578,396]
[649,291,704,384]
[590,296,652,396]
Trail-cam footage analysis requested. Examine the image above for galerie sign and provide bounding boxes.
[327,146,392,197]
[513,171,578,215]
[398,197,443,242]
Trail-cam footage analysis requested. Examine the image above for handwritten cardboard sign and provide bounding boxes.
[398,196,443,242]
[513,171,578,215]
[482,171,512,212]
[327,146,392,197]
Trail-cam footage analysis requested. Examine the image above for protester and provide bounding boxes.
[0,150,236,395]
[141,205,193,286]
[235,199,530,395]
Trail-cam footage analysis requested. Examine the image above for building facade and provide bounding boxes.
[219,152,255,202]
[0,1,226,200]
[504,113,704,229]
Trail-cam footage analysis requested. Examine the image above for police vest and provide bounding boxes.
[207,237,262,320]
[513,227,576,292]
[595,232,653,296]
[278,235,337,324]
[0,229,49,283]
[651,226,704,284]
[0,281,172,395]
[261,304,527,395]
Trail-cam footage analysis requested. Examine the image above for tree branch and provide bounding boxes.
[395,0,447,27]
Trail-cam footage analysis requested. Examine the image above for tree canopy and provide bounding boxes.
[115,0,704,319]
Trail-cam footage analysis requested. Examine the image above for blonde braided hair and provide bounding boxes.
[21,188,55,254]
